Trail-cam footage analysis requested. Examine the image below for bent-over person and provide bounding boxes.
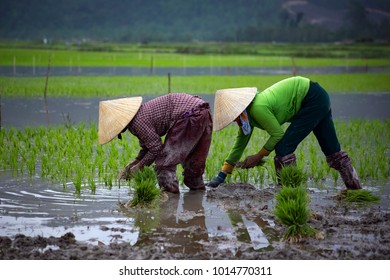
[208,76,361,190]
[98,93,212,194]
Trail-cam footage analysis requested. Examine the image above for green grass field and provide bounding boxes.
[1,42,389,97]
[1,73,389,97]
[1,41,390,67]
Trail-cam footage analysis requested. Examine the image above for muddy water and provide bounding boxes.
[1,95,390,259]
[0,173,134,246]
[1,168,389,259]
[0,171,279,250]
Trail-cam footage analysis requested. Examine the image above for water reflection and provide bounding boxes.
[119,192,205,255]
[121,190,276,254]
[0,172,132,245]
[227,210,273,250]
[0,171,277,254]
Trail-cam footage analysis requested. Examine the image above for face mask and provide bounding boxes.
[240,110,251,135]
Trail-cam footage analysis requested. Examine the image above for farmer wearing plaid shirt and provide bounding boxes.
[98,93,212,193]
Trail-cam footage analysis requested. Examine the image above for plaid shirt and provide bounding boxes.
[128,93,205,166]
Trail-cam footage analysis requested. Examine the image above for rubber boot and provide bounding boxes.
[274,153,297,185]
[156,169,180,194]
[184,176,206,191]
[326,151,361,190]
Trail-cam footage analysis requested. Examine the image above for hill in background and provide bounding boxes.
[1,0,389,43]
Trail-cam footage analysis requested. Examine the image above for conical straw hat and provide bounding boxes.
[98,97,142,144]
[213,87,257,131]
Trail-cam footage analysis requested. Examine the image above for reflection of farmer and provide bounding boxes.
[160,191,208,252]
[134,191,208,253]
[98,94,212,193]
[208,76,361,190]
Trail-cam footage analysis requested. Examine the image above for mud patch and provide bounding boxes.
[1,183,389,260]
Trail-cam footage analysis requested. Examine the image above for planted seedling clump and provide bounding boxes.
[274,186,316,242]
[278,165,308,188]
[338,189,380,205]
[274,165,316,242]
[129,166,161,207]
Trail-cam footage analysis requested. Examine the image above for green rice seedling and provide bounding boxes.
[73,163,84,194]
[0,118,388,195]
[330,169,339,186]
[130,166,161,207]
[265,164,278,185]
[87,174,97,194]
[278,165,308,188]
[314,160,328,183]
[339,189,380,205]
[273,186,316,242]
[8,141,19,174]
[40,153,49,179]
[26,154,36,179]
[236,168,249,183]
[254,165,266,186]
[103,173,112,187]
[376,146,388,181]
[132,165,156,185]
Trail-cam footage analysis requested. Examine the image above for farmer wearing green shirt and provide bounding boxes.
[208,76,361,190]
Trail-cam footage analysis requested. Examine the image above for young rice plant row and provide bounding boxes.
[0,119,388,194]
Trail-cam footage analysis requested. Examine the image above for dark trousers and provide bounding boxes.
[275,82,341,157]
[155,103,213,189]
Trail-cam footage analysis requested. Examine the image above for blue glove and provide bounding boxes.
[207,171,227,188]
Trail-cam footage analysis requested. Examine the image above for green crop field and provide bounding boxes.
[1,73,389,97]
[1,119,388,194]
[1,41,389,67]
[1,42,389,97]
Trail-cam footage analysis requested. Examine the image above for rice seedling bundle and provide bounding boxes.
[273,165,316,241]
[129,166,161,207]
[274,186,316,242]
[278,165,308,188]
[339,189,381,205]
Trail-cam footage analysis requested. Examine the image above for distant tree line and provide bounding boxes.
[237,0,390,42]
[0,0,389,43]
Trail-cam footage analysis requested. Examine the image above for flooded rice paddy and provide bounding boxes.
[0,95,389,259]
[2,94,390,128]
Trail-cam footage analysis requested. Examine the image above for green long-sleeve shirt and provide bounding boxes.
[225,76,310,165]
